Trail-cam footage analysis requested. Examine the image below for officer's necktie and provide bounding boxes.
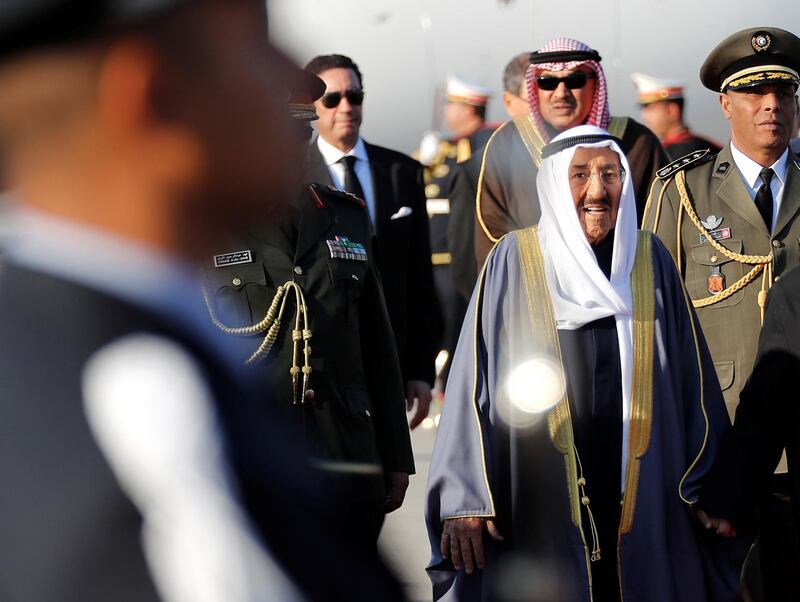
[755,167,774,231]
[339,155,366,201]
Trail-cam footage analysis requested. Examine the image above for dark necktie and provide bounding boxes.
[339,155,366,201]
[755,167,774,231]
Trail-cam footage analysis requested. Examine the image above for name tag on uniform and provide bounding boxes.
[699,228,731,244]
[214,250,253,267]
[326,236,367,261]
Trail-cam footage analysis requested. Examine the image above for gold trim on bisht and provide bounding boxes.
[619,230,656,535]
[515,227,595,581]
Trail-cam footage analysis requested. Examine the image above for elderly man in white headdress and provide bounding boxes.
[425,125,747,601]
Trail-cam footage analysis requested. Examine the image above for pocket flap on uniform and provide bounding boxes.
[328,259,368,284]
[206,262,267,292]
[690,240,742,266]
[344,386,374,421]
[713,360,735,391]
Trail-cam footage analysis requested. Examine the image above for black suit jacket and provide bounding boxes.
[0,263,405,602]
[309,140,443,385]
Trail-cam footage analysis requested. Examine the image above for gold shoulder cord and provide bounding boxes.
[202,280,313,404]
[674,171,773,321]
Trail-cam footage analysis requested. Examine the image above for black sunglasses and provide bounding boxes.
[537,71,596,91]
[320,89,365,109]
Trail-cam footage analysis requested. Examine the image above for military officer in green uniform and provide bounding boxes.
[643,27,800,599]
[202,73,414,546]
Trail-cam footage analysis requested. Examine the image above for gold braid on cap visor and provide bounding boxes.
[288,103,318,121]
[721,64,799,91]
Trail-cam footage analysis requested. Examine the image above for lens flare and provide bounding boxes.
[503,356,565,423]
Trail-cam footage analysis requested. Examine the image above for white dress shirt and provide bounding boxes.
[730,142,789,232]
[316,135,376,223]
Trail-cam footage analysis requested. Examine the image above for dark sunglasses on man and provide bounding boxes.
[537,71,596,91]
[320,88,365,109]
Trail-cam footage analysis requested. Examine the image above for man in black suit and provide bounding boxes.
[0,2,405,601]
[305,54,443,429]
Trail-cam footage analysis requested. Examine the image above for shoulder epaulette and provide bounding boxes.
[656,149,713,181]
[319,184,367,209]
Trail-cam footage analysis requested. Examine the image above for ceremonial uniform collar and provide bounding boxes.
[730,142,788,191]
[316,135,369,167]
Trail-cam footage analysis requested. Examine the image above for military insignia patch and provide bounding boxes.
[700,228,732,244]
[214,250,253,268]
[326,236,367,261]
[716,162,730,175]
[752,32,772,52]
[708,267,725,295]
[657,149,712,180]
[701,215,723,230]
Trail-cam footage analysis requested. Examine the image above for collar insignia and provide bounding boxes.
[716,162,730,175]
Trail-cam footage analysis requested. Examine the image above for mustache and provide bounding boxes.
[579,197,610,209]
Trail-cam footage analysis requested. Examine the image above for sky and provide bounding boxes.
[270,0,800,154]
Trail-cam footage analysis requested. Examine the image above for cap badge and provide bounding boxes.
[752,32,772,53]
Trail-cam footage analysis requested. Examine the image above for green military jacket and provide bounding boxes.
[644,144,800,418]
[202,184,415,502]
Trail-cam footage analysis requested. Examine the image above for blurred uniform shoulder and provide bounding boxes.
[307,183,367,211]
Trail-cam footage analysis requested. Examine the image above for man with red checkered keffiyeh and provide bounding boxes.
[473,38,668,265]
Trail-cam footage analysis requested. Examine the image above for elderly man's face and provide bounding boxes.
[569,146,623,246]
[537,65,596,131]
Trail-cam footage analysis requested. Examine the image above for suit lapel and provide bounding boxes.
[774,154,800,237]
[308,142,334,188]
[365,143,399,238]
[713,145,770,236]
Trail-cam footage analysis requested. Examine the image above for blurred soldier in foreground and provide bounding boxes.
[0,1,404,601]
[426,126,744,602]
[474,38,667,265]
[644,26,800,601]
[306,53,442,430]
[202,73,414,545]
[631,72,722,160]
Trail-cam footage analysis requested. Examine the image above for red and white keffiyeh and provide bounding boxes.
[526,37,610,141]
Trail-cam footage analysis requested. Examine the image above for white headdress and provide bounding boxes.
[536,124,639,491]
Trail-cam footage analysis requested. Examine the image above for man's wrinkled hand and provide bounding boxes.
[440,517,504,575]
[406,380,433,430]
[692,506,737,538]
[384,472,409,514]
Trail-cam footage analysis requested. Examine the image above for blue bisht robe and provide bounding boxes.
[425,228,748,601]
